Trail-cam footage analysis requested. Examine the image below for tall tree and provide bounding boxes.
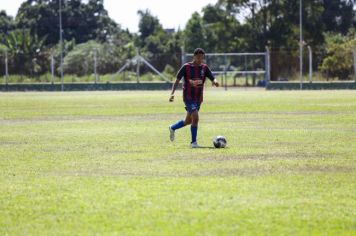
[202,3,243,52]
[322,0,355,35]
[136,9,164,48]
[135,9,181,72]
[16,0,120,46]
[183,12,208,53]
[0,10,15,43]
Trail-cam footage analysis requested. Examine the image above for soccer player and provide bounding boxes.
[169,48,219,148]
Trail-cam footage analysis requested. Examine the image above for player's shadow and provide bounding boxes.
[196,146,222,149]
[196,145,229,149]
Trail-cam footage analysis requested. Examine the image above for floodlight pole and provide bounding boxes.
[59,0,64,91]
[299,0,303,90]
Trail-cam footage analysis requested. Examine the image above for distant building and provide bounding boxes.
[165,28,175,34]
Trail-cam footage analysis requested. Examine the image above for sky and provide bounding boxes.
[0,0,218,32]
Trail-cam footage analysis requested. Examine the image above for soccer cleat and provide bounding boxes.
[169,126,175,142]
[191,142,200,148]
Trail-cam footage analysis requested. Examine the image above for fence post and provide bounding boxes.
[221,65,227,91]
[265,46,270,87]
[224,55,228,90]
[136,48,140,83]
[353,49,356,83]
[51,55,55,85]
[244,55,248,86]
[5,51,9,91]
[308,46,312,83]
[93,50,98,84]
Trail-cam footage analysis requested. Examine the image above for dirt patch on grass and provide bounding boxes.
[191,165,356,177]
[296,165,356,173]
[0,113,181,125]
[169,152,335,162]
[208,111,353,116]
[0,140,27,146]
[54,162,355,178]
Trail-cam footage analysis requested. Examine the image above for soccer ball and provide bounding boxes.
[213,136,227,148]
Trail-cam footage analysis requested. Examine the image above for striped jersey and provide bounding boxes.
[176,62,215,103]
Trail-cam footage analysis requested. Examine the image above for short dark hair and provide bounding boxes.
[193,48,205,55]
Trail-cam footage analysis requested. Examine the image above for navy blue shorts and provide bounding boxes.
[184,101,201,114]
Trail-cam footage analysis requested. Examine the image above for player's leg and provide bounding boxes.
[191,110,199,126]
[169,113,190,142]
[190,109,199,147]
[184,112,192,125]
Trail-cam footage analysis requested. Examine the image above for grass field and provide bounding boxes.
[0,89,355,235]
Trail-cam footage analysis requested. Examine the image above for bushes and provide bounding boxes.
[320,32,356,80]
[62,40,134,76]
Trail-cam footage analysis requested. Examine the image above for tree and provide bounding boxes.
[202,3,243,52]
[322,0,355,35]
[0,44,8,76]
[320,32,356,80]
[2,29,48,76]
[62,40,133,76]
[16,0,120,46]
[183,12,208,53]
[136,9,164,48]
[0,11,15,43]
[136,9,181,72]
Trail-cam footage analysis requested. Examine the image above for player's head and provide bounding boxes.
[194,48,205,56]
[193,48,205,64]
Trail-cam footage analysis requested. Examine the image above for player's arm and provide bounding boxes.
[169,79,180,102]
[206,66,219,87]
[169,65,185,102]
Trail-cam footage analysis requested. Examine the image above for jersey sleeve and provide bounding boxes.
[205,65,215,81]
[176,65,186,80]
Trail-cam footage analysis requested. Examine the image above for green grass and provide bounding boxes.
[0,89,355,235]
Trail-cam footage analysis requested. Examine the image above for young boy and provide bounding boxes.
[169,48,219,148]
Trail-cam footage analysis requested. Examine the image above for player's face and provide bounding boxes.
[193,54,205,65]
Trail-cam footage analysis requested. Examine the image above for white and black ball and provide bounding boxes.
[213,136,227,148]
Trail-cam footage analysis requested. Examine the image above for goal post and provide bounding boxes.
[183,51,270,88]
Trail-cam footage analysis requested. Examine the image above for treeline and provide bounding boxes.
[0,0,355,80]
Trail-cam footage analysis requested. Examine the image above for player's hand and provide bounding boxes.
[169,94,174,102]
[213,80,219,87]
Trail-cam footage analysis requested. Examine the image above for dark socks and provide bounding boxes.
[191,125,198,143]
[171,120,185,130]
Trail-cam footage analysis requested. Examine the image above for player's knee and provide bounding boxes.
[192,117,199,125]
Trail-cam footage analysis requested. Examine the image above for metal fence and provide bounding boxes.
[270,48,356,83]
[1,47,356,89]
